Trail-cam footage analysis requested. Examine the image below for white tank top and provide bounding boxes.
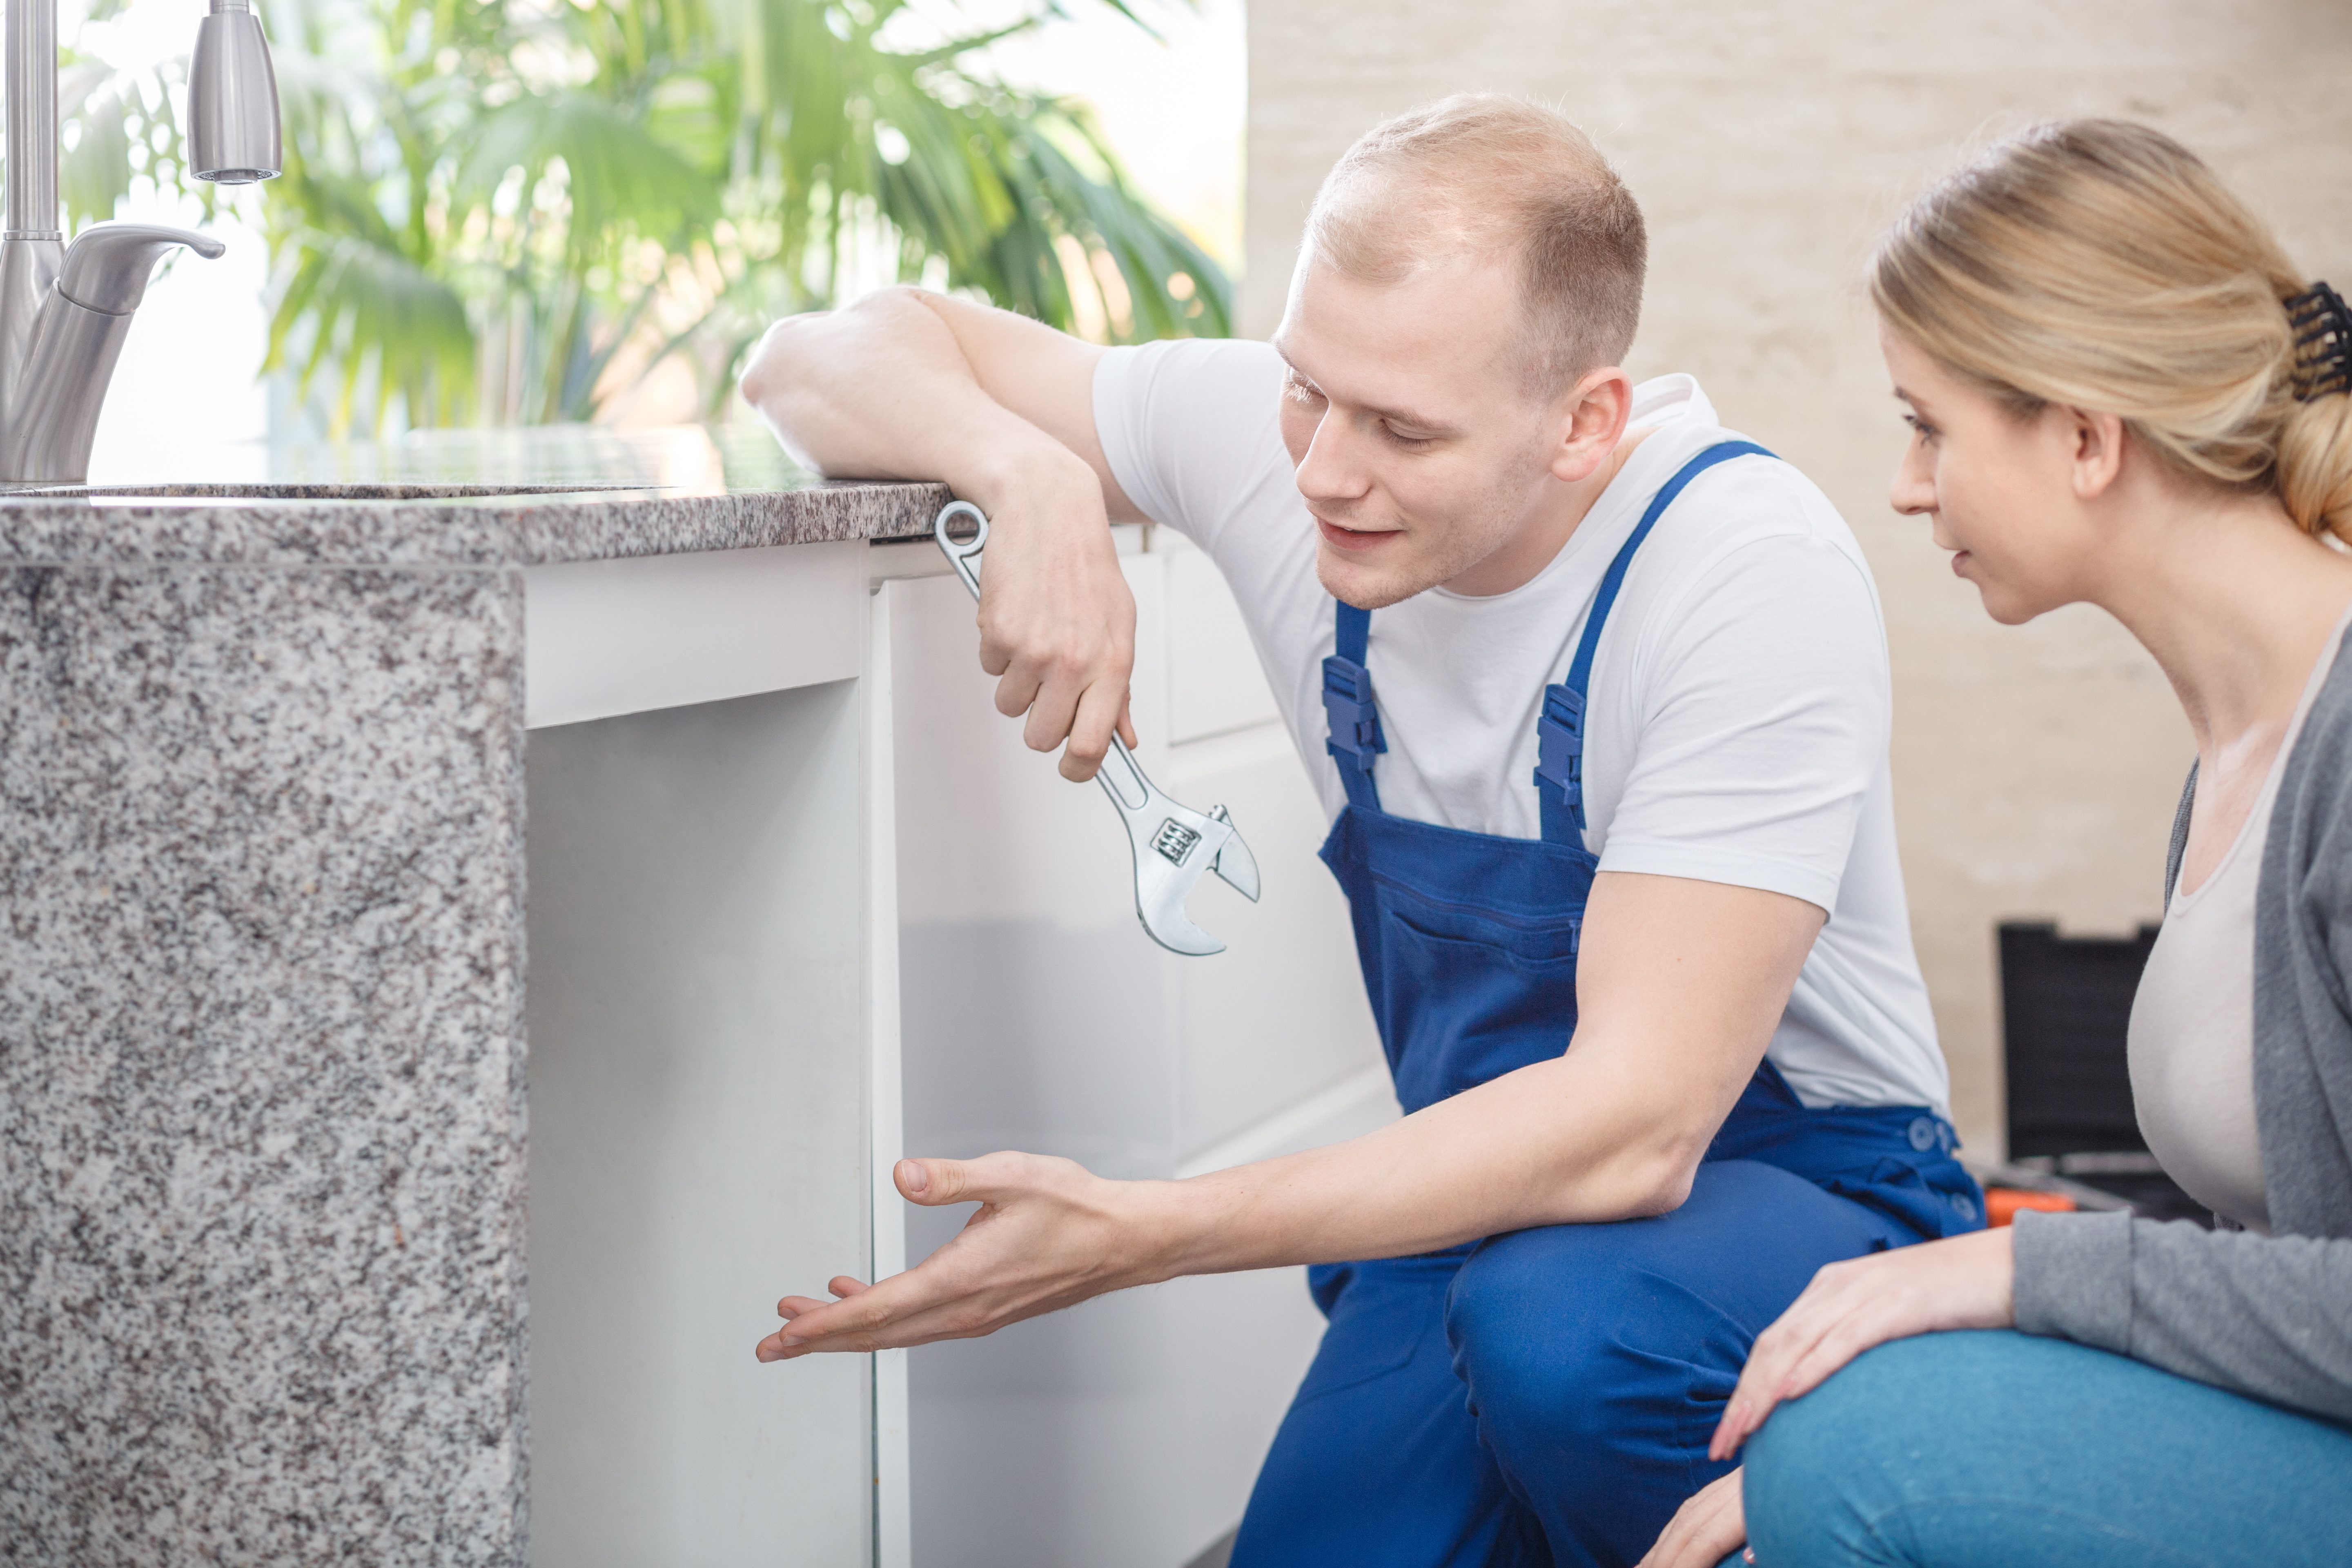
[2129,605,2352,1230]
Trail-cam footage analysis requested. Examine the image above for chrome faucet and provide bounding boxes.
[0,0,279,481]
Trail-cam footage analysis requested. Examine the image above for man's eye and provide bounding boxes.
[1383,424,1433,447]
[1285,378,1324,404]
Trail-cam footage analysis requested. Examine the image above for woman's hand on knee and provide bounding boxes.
[1710,1227,2014,1460]
[1638,1468,1747,1568]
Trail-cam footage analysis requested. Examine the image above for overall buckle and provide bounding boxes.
[1533,682,1587,828]
[1322,654,1385,775]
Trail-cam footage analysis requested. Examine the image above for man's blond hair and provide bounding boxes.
[1305,94,1646,396]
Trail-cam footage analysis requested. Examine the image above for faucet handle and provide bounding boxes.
[55,225,227,315]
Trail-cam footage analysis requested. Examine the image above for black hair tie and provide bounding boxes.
[2287,282,2352,401]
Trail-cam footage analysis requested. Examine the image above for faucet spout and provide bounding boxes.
[0,225,223,481]
[0,0,277,481]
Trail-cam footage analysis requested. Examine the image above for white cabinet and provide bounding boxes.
[526,681,875,1566]
[882,532,1392,1568]
[1165,543,1283,745]
[521,528,1392,1568]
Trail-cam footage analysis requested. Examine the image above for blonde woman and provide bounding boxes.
[1642,120,2352,1568]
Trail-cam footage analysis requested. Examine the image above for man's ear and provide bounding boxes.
[2067,406,2129,502]
[1549,368,1635,485]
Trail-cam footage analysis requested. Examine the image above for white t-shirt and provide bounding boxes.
[1094,338,1949,1116]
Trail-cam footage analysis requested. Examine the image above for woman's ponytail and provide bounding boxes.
[2279,394,2352,544]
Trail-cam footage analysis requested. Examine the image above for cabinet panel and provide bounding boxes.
[1166,543,1282,744]
[524,541,863,728]
[526,684,872,1566]
[889,548,1376,1568]
[904,1258,1326,1568]
[1165,725,1388,1166]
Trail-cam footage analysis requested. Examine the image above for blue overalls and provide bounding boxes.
[1229,442,1985,1568]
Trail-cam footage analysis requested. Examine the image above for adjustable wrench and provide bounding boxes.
[933,501,1262,956]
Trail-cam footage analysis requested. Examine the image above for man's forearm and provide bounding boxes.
[754,885,1806,1358]
[739,289,1095,514]
[1144,1047,1724,1281]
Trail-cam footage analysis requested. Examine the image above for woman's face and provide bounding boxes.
[1880,323,2104,625]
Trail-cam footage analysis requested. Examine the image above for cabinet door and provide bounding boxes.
[887,540,1388,1568]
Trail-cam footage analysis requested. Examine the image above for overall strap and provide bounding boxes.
[1323,601,1385,811]
[1534,440,1776,844]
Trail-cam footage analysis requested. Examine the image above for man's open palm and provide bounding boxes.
[755,1154,1162,1361]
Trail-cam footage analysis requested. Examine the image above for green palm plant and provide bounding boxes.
[238,0,1230,433]
[54,6,214,231]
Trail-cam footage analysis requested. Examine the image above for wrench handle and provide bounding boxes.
[936,498,1147,813]
[1094,735,1152,813]
[934,500,989,601]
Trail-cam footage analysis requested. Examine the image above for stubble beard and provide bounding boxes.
[1311,462,1544,610]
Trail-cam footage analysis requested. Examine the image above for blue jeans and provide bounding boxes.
[1742,1329,2352,1567]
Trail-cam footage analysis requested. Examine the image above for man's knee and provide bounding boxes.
[1446,1167,1917,1527]
[1446,1225,1593,1402]
[1446,1223,1713,1455]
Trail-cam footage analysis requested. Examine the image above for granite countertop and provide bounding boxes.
[0,422,951,568]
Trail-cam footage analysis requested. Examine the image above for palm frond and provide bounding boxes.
[217,0,1231,430]
[1017,109,1232,339]
[265,229,475,434]
[458,91,722,265]
[56,55,204,231]
[58,67,137,228]
[862,73,1227,341]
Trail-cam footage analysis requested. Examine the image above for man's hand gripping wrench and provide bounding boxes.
[934,501,1261,956]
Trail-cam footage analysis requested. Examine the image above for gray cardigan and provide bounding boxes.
[2012,630,2352,1425]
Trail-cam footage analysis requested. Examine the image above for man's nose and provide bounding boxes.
[1294,412,1373,506]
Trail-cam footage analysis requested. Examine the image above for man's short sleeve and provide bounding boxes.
[1093,338,1291,552]
[1595,533,1890,914]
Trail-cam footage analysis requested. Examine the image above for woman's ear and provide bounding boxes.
[2067,406,2129,501]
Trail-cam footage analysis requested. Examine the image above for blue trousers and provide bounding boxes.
[1744,1329,2352,1567]
[1229,1160,1927,1568]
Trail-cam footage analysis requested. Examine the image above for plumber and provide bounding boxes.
[739,94,1981,1568]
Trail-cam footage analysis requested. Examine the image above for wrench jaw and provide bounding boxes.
[1120,799,1242,956]
[1131,849,1227,956]
[1206,804,1261,903]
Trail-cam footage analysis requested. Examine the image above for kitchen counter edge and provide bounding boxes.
[0,479,956,568]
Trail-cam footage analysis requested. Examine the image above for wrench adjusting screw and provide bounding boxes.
[1152,819,1203,865]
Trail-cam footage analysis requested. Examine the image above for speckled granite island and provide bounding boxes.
[0,428,949,1565]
